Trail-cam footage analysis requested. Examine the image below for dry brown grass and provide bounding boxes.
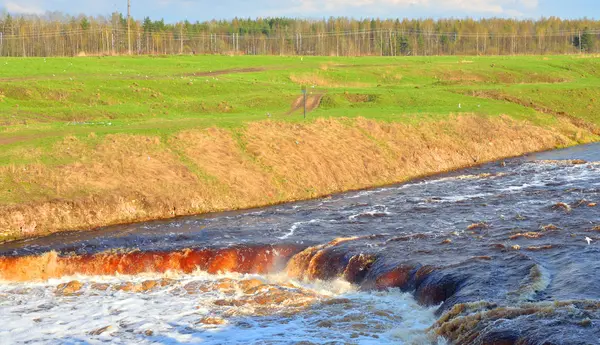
[0,115,596,241]
[440,69,568,85]
[0,134,204,238]
[439,70,486,83]
[289,73,330,86]
[170,128,280,208]
[289,73,369,87]
[575,54,600,59]
[319,63,333,71]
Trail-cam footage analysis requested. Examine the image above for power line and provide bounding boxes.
[1,24,598,56]
[1,25,599,40]
[127,0,131,55]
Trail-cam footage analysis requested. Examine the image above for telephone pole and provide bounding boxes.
[127,0,132,55]
[180,23,183,54]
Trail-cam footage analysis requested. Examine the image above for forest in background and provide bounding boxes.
[0,12,598,57]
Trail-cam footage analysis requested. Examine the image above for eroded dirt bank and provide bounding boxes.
[1,115,597,241]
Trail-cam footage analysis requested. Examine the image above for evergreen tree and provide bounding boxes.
[80,17,89,30]
[573,28,595,52]
[581,29,595,52]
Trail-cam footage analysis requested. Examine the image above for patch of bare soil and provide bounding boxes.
[0,135,40,145]
[189,67,267,77]
[0,136,26,145]
[344,93,378,103]
[288,94,324,115]
[439,71,486,84]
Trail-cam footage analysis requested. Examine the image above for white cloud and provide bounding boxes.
[518,0,539,9]
[4,1,44,14]
[278,0,538,16]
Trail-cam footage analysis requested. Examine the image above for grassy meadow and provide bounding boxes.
[0,54,599,240]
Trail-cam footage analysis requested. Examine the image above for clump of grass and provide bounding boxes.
[319,94,342,108]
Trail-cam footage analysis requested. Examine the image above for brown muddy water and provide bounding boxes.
[1,143,599,344]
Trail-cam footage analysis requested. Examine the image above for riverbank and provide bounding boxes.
[1,55,599,242]
[1,114,598,242]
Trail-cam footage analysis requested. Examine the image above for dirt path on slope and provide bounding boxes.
[287,94,325,115]
[0,135,33,145]
[0,67,271,82]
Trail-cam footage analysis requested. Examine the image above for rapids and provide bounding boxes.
[1,143,599,344]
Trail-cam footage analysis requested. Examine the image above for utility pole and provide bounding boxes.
[127,0,131,55]
[301,86,307,119]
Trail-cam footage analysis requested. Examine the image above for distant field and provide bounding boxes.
[2,55,599,153]
[0,55,599,241]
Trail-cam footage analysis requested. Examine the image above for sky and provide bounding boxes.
[1,0,598,22]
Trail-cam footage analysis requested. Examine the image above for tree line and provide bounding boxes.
[0,12,598,57]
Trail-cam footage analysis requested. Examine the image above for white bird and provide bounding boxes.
[586,237,593,245]
[458,103,462,109]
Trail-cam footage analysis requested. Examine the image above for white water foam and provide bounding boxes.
[0,272,444,345]
[422,193,493,204]
[277,219,337,240]
[348,205,391,221]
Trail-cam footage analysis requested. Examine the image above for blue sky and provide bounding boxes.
[1,0,598,22]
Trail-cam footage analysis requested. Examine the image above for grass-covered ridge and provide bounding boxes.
[0,55,598,241]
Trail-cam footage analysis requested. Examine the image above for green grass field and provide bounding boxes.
[2,55,599,164]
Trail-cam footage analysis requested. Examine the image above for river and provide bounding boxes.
[1,143,599,344]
